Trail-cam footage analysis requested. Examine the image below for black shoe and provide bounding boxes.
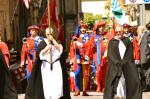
[142,88,150,92]
[82,91,89,96]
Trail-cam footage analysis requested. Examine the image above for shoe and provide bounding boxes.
[74,91,80,96]
[82,91,89,96]
[142,88,150,92]
[114,96,123,99]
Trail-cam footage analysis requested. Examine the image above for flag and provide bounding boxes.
[57,15,65,46]
[40,0,59,30]
[111,0,126,25]
[50,0,59,29]
[23,0,31,9]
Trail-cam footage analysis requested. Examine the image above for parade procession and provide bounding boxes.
[0,0,150,99]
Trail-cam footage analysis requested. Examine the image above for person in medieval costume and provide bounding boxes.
[70,23,91,96]
[20,25,43,80]
[25,27,63,99]
[131,26,141,79]
[104,26,142,99]
[0,49,18,99]
[140,22,150,91]
[89,21,108,92]
[0,32,10,67]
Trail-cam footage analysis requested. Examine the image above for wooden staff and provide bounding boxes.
[48,0,51,33]
[47,0,52,64]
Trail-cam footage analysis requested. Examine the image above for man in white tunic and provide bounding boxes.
[25,28,63,99]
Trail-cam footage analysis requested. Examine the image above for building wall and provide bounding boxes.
[63,0,81,51]
[0,0,11,41]
[145,4,150,25]
[9,0,20,50]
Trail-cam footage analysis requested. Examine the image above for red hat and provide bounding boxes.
[80,24,89,29]
[93,21,106,31]
[27,25,39,31]
[123,23,130,28]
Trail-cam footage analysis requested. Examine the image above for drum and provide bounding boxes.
[9,62,26,82]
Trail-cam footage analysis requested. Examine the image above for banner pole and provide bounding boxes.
[47,0,51,34]
[47,0,52,64]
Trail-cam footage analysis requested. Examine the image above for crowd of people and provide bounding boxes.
[69,20,150,99]
[0,20,150,99]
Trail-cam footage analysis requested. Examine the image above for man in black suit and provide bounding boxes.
[140,22,150,91]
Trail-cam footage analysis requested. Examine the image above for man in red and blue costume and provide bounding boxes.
[20,25,43,80]
[88,21,108,92]
[70,22,92,96]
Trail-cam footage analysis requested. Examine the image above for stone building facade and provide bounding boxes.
[0,0,11,41]
[0,0,81,51]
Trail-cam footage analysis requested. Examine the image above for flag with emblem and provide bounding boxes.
[111,0,126,25]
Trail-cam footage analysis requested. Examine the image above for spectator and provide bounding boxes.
[104,26,141,99]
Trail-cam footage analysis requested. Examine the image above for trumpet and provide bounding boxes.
[22,37,27,43]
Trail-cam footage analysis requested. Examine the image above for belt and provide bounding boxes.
[43,58,60,70]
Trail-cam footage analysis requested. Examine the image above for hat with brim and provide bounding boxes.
[27,25,39,31]
[93,22,106,31]
[123,23,130,28]
[80,24,89,29]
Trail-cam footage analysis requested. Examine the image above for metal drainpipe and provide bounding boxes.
[139,4,145,25]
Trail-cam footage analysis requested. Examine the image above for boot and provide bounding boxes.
[74,90,80,96]
[82,91,89,96]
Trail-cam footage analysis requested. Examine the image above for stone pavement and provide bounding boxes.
[18,92,150,99]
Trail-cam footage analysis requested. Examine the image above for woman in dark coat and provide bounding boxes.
[103,26,142,99]
[0,49,18,99]
[140,22,150,91]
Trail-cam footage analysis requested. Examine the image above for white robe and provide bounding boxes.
[116,40,126,99]
[39,39,63,99]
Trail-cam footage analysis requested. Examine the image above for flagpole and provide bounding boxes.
[47,0,51,34]
[47,0,52,64]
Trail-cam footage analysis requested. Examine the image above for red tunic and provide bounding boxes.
[20,37,36,73]
[0,41,10,67]
[85,34,108,92]
[69,40,78,71]
[132,37,140,63]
